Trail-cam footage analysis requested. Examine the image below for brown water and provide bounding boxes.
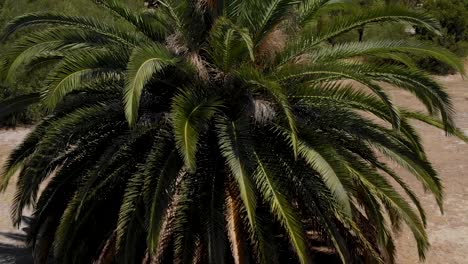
[0,75,467,263]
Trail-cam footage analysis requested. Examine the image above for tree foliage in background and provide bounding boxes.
[0,0,141,125]
[2,0,468,125]
[415,0,468,73]
[0,0,466,263]
[334,0,468,74]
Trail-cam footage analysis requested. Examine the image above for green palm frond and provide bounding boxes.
[1,120,51,183]
[240,0,297,44]
[76,125,158,214]
[116,171,145,263]
[290,82,391,120]
[223,0,244,18]
[345,159,429,259]
[369,132,444,211]
[146,146,183,253]
[3,28,115,82]
[376,162,427,226]
[1,13,144,45]
[171,174,199,264]
[158,0,204,47]
[125,43,178,125]
[289,166,354,264]
[172,89,222,171]
[298,142,352,215]
[239,67,299,157]
[252,151,310,264]
[30,140,99,245]
[363,65,455,127]
[277,63,401,129]
[304,40,463,72]
[52,193,82,260]
[6,42,80,83]
[10,103,121,225]
[403,110,468,141]
[216,116,286,263]
[209,18,255,71]
[206,192,227,264]
[315,5,441,43]
[96,0,169,41]
[43,48,127,110]
[215,117,258,236]
[278,5,444,65]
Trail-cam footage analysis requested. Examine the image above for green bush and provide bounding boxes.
[416,0,468,74]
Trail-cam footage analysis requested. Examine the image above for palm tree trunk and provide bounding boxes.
[226,183,249,264]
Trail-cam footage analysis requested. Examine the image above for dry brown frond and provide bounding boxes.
[166,33,188,55]
[256,28,288,64]
[253,99,276,124]
[187,52,210,81]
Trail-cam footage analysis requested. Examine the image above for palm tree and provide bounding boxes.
[0,0,466,263]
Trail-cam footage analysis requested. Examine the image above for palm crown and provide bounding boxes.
[0,0,466,263]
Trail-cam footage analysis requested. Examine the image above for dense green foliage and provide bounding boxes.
[417,0,468,73]
[0,0,141,125]
[0,0,466,263]
[331,0,468,74]
[2,0,468,124]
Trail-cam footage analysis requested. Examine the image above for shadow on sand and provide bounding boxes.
[0,216,341,264]
[0,217,33,264]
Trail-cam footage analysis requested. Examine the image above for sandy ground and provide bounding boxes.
[390,74,468,264]
[0,75,467,263]
[0,128,33,264]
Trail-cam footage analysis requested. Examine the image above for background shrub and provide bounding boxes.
[416,0,468,74]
